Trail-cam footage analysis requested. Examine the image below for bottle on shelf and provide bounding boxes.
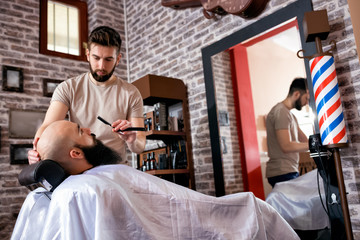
[154,102,168,131]
[170,144,177,169]
[144,112,153,131]
[158,153,168,169]
[151,152,157,170]
[146,153,151,171]
[142,159,147,172]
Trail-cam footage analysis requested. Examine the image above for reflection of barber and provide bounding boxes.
[28,26,145,164]
[266,78,310,187]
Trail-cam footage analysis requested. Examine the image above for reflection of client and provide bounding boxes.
[13,120,300,240]
[266,78,310,188]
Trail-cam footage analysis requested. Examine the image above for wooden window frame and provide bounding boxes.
[40,0,88,61]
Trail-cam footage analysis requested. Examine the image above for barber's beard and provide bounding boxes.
[89,63,116,82]
[77,139,122,167]
[294,98,303,111]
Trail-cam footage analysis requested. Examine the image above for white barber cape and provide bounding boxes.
[266,169,330,231]
[12,164,299,240]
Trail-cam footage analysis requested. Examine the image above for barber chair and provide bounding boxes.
[12,160,67,239]
[309,134,346,240]
[18,160,68,192]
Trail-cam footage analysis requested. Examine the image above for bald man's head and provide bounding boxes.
[38,121,75,162]
[37,120,121,175]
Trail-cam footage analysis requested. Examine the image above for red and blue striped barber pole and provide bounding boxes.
[310,55,347,145]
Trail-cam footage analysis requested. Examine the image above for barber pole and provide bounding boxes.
[310,55,347,145]
[298,10,353,239]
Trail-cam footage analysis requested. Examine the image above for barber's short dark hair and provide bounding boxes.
[288,78,307,96]
[88,26,122,54]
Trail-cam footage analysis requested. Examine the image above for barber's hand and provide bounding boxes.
[112,119,136,143]
[28,137,40,165]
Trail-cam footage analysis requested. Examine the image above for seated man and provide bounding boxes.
[12,120,299,240]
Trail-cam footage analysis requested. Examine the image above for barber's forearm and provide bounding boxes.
[280,142,308,153]
[34,124,48,141]
[276,129,309,153]
[34,101,69,140]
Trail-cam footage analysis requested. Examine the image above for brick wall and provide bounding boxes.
[0,0,126,239]
[212,51,243,195]
[1,0,360,239]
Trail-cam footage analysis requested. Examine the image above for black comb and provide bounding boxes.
[97,116,146,132]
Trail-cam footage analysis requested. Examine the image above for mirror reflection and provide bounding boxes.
[210,18,316,197]
[211,51,243,195]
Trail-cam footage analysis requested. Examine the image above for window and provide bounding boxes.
[40,0,88,61]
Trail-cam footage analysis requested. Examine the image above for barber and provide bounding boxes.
[28,26,146,164]
[265,78,310,187]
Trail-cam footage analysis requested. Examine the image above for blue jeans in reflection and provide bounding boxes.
[267,172,299,188]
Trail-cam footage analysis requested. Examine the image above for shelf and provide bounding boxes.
[142,96,182,106]
[145,130,185,136]
[133,74,195,190]
[145,169,189,175]
[145,130,186,140]
[132,74,187,103]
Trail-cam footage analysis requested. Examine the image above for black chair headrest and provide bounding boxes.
[18,160,68,192]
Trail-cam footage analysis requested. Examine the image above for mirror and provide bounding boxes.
[202,0,317,197]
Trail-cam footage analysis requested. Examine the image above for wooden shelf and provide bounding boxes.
[133,74,195,190]
[131,74,187,103]
[145,169,189,175]
[142,96,182,107]
[145,130,186,140]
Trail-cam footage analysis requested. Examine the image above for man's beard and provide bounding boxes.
[89,63,116,82]
[76,139,122,167]
[294,97,303,111]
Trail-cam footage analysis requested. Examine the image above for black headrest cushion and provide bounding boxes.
[18,160,68,192]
